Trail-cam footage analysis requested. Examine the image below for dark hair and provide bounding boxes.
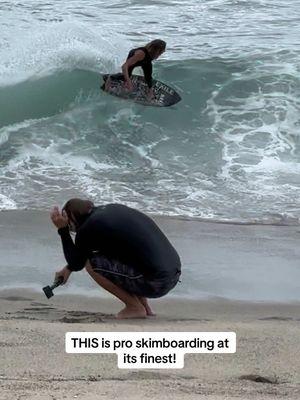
[62,198,94,228]
[145,39,166,59]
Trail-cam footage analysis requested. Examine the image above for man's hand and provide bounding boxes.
[55,266,72,285]
[147,87,154,100]
[50,206,68,229]
[124,79,134,91]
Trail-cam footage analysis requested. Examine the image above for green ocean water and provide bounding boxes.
[0,0,300,223]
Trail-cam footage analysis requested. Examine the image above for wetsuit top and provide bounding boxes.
[58,204,181,279]
[127,47,153,88]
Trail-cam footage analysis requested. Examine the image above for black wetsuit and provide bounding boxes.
[58,204,181,281]
[126,47,153,88]
[107,47,153,88]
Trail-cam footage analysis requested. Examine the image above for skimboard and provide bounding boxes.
[101,74,181,107]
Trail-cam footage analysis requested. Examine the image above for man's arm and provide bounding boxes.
[58,227,87,272]
[142,62,153,89]
[50,206,87,272]
[122,50,145,90]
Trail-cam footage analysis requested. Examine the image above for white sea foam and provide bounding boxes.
[0,21,127,87]
[0,194,16,210]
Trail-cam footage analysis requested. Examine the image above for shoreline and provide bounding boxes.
[1,208,299,226]
[1,209,300,302]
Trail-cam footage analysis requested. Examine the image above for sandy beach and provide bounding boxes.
[1,211,300,399]
[1,290,300,399]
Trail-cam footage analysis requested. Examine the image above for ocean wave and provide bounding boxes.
[0,51,300,222]
[0,69,101,128]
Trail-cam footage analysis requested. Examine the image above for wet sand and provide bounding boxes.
[1,210,300,301]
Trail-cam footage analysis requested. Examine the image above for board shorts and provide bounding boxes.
[89,252,181,298]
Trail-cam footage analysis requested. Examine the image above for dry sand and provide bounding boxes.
[1,289,300,400]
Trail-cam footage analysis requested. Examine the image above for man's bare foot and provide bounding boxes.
[117,304,147,319]
[138,297,156,316]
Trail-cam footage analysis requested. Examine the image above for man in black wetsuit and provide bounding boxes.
[50,198,181,319]
[105,39,166,99]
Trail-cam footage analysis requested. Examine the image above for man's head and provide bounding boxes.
[146,39,166,60]
[62,198,94,232]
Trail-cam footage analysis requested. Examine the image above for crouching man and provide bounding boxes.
[50,199,181,319]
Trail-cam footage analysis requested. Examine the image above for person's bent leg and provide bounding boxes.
[85,261,146,319]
